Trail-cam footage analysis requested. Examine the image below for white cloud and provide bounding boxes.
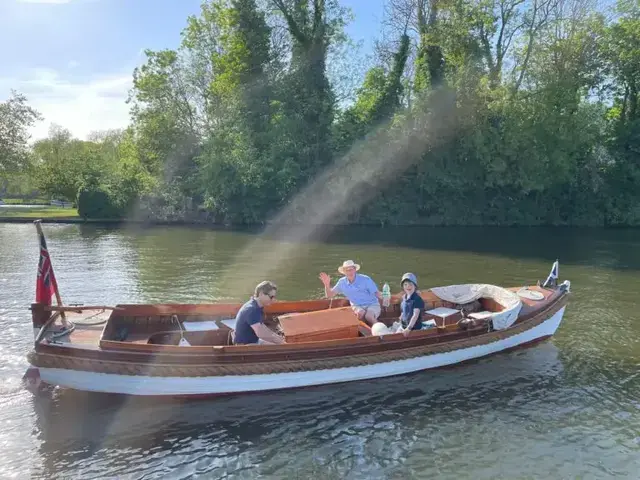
[0,68,132,141]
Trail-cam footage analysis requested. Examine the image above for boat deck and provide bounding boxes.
[47,309,111,346]
[508,285,556,317]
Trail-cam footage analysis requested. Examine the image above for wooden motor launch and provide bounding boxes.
[23,222,571,397]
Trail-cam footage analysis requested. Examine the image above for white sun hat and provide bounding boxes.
[338,260,361,275]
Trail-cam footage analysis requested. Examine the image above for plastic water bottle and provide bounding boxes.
[382,283,391,307]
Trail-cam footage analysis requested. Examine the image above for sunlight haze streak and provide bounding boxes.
[219,90,462,298]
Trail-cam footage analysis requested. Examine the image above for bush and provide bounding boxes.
[76,187,123,219]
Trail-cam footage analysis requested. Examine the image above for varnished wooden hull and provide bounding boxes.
[25,286,569,396]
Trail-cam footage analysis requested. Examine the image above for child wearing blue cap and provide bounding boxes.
[399,273,425,337]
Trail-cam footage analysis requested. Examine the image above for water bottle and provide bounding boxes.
[382,282,391,307]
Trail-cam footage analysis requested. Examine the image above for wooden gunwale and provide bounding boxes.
[28,291,568,376]
[106,299,351,317]
[44,305,122,312]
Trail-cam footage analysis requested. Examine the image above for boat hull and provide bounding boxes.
[34,306,566,397]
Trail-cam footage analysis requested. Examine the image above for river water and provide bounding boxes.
[1,223,639,479]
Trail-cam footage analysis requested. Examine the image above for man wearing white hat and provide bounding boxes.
[319,260,382,326]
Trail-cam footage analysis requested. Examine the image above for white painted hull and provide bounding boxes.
[37,306,566,396]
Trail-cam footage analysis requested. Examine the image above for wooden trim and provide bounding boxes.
[45,305,121,313]
[111,303,242,316]
[107,299,352,318]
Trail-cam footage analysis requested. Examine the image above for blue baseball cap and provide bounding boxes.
[401,272,418,287]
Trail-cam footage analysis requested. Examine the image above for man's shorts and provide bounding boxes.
[352,303,381,319]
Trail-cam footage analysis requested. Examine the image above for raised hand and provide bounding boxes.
[319,272,331,287]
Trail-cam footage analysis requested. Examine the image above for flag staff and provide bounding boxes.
[34,219,69,327]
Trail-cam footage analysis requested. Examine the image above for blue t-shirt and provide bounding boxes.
[234,298,264,344]
[401,292,425,329]
[332,273,379,307]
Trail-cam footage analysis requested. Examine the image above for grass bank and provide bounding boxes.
[0,206,79,219]
[0,198,51,205]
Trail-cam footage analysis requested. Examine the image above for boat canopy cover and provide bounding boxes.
[431,284,523,330]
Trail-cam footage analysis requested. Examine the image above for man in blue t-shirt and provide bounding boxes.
[233,281,285,345]
[319,260,382,326]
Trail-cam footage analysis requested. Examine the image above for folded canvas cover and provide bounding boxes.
[431,284,523,330]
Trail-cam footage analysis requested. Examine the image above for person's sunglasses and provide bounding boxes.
[267,293,276,300]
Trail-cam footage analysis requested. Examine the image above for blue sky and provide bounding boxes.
[0,0,385,140]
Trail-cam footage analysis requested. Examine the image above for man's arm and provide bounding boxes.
[324,284,337,298]
[320,273,340,298]
[252,322,285,344]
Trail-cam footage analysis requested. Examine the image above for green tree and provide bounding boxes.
[333,32,410,154]
[270,0,346,174]
[33,125,102,201]
[0,91,42,175]
[600,1,640,224]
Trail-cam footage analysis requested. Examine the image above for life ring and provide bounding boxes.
[517,287,544,301]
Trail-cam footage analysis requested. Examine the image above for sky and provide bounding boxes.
[0,0,385,141]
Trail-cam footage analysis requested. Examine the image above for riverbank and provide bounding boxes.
[0,217,109,224]
[0,206,79,220]
[2,207,640,228]
[0,214,215,226]
[4,215,640,228]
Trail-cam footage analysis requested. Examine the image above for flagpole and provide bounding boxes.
[34,220,68,326]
